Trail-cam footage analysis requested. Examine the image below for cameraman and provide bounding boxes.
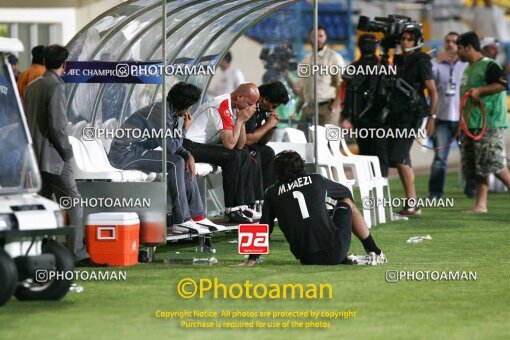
[387,27,437,215]
[342,34,388,177]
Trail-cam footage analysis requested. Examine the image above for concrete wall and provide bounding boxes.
[228,36,265,85]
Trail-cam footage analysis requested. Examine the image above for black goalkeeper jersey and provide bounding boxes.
[260,174,353,260]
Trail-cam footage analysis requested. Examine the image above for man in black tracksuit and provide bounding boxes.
[238,151,386,266]
[245,81,290,192]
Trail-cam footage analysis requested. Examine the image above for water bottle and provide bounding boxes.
[192,257,218,265]
[255,200,264,213]
[69,283,84,293]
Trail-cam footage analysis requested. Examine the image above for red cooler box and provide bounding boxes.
[85,212,140,266]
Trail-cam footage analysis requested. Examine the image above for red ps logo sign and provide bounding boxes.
[238,224,269,254]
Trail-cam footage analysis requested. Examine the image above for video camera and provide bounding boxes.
[351,15,425,123]
[357,15,423,51]
[259,43,297,72]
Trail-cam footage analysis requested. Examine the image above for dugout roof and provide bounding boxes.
[65,0,297,124]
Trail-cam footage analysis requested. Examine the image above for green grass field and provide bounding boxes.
[1,173,509,339]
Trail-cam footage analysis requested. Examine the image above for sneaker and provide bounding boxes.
[428,193,443,200]
[397,207,421,216]
[225,209,253,223]
[346,254,372,265]
[369,251,387,265]
[171,220,211,235]
[240,206,262,220]
[346,252,387,266]
[195,218,228,232]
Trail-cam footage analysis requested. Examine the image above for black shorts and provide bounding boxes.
[300,203,352,265]
[386,121,420,167]
[387,135,414,167]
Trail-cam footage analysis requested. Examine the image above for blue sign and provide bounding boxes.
[62,55,219,84]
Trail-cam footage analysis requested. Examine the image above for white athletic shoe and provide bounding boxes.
[367,252,387,266]
[171,220,211,235]
[347,252,387,266]
[195,218,228,232]
[240,206,262,220]
[346,254,372,265]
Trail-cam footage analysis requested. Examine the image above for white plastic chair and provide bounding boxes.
[100,118,118,154]
[80,138,155,182]
[311,125,377,227]
[325,124,394,224]
[283,127,307,143]
[68,136,123,181]
[71,120,87,139]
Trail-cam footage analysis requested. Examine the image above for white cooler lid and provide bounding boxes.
[85,212,139,226]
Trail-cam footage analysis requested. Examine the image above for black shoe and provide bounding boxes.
[75,258,108,267]
[397,207,422,216]
[225,209,253,223]
[428,193,443,200]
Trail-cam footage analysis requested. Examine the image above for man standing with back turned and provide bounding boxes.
[25,45,89,264]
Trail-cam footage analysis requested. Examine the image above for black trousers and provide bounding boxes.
[183,139,255,208]
[40,163,88,261]
[246,143,276,192]
[300,203,352,265]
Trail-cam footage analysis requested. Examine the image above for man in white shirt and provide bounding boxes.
[428,32,472,199]
[184,83,261,223]
[207,51,245,98]
[296,26,345,129]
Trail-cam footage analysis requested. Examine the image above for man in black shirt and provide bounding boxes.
[387,28,437,215]
[245,81,289,191]
[239,151,386,266]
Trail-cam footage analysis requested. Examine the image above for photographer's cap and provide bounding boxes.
[480,37,499,49]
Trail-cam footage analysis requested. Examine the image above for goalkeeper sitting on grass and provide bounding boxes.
[239,151,387,266]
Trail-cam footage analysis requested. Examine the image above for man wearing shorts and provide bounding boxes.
[457,32,510,212]
[238,151,386,266]
[387,27,437,215]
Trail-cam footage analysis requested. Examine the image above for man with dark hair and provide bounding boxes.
[7,54,20,81]
[17,45,46,99]
[342,34,389,177]
[296,25,345,129]
[245,81,289,191]
[456,31,510,212]
[207,50,245,98]
[427,32,474,199]
[238,151,386,266]
[109,82,224,233]
[387,28,438,215]
[25,44,89,264]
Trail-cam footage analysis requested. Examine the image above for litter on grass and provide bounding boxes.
[407,235,432,243]
[70,283,84,293]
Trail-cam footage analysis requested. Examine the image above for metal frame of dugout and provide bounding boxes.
[63,0,302,260]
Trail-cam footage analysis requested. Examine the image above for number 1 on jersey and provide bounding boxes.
[292,191,309,219]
